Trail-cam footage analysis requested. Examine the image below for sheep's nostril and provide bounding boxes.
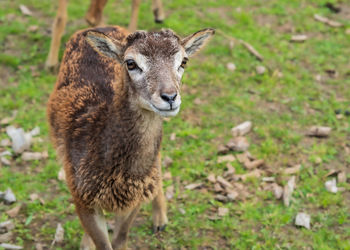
[161,93,177,104]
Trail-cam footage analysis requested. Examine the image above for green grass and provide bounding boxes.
[1,0,350,249]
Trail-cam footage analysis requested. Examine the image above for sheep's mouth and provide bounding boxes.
[151,104,180,117]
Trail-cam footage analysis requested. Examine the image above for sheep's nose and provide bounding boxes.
[160,93,177,104]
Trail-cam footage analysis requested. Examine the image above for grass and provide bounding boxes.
[0,0,350,249]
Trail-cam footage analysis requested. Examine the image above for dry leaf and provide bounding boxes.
[283,176,295,206]
[53,223,64,244]
[241,40,263,61]
[58,168,66,181]
[217,145,229,155]
[214,183,224,193]
[227,190,238,201]
[217,154,236,163]
[216,176,233,189]
[6,204,22,218]
[295,212,311,229]
[272,183,283,199]
[283,164,301,175]
[218,207,229,217]
[244,159,264,169]
[223,163,235,178]
[19,4,33,16]
[0,232,13,243]
[0,220,15,233]
[170,133,176,141]
[231,121,252,137]
[215,194,228,202]
[185,183,202,190]
[262,177,275,182]
[239,169,261,181]
[226,137,249,152]
[0,243,23,249]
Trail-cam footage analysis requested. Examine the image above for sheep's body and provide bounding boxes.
[47,25,214,249]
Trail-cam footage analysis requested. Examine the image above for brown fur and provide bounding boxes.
[47,25,214,249]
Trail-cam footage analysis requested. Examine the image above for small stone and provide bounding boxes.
[227,190,238,201]
[19,4,32,16]
[231,121,252,137]
[58,168,66,181]
[290,34,308,42]
[0,243,23,250]
[165,185,174,200]
[1,157,11,166]
[0,232,13,243]
[207,173,216,183]
[307,126,331,137]
[226,137,249,152]
[256,65,266,74]
[30,127,40,137]
[337,171,347,183]
[0,139,11,147]
[226,62,236,72]
[325,178,337,193]
[0,220,15,233]
[262,177,275,182]
[217,145,229,155]
[214,194,228,202]
[218,207,229,217]
[53,223,64,244]
[163,171,172,180]
[6,126,31,154]
[283,176,295,206]
[162,156,173,167]
[3,188,16,205]
[178,208,185,215]
[272,183,283,199]
[295,212,311,229]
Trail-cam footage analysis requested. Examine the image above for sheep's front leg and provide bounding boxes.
[152,152,168,233]
[76,204,112,250]
[111,205,140,250]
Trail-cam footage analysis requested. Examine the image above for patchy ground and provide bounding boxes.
[0,0,349,249]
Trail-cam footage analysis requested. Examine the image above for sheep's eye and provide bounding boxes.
[126,59,137,71]
[180,58,188,69]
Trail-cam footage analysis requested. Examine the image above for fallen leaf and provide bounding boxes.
[185,183,202,190]
[30,193,39,201]
[19,4,33,16]
[223,163,235,178]
[214,183,224,193]
[162,156,173,167]
[178,208,185,215]
[324,169,340,178]
[226,190,238,201]
[262,177,275,182]
[216,176,233,189]
[307,126,331,137]
[244,159,264,169]
[231,121,252,137]
[217,145,229,155]
[28,25,39,32]
[241,40,263,61]
[52,223,64,245]
[0,220,15,233]
[239,169,261,181]
[22,152,45,161]
[217,154,236,163]
[295,212,311,229]
[1,157,11,166]
[6,204,22,218]
[325,178,337,193]
[214,194,228,202]
[283,176,295,206]
[283,164,301,175]
[58,168,66,181]
[218,207,229,217]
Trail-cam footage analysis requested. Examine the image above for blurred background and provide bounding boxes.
[0,0,349,249]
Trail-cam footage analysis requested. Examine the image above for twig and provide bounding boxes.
[314,14,343,27]
[216,29,264,61]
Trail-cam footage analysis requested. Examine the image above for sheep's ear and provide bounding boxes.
[85,31,124,63]
[181,28,215,57]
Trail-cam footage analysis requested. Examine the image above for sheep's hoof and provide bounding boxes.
[154,19,163,24]
[153,224,166,233]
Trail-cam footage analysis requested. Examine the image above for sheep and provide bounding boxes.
[47,25,214,249]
